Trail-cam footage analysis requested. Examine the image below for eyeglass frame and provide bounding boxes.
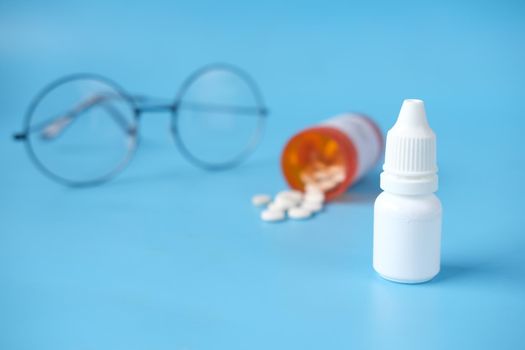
[13,63,269,187]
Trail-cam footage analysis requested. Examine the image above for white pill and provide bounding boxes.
[327,165,344,175]
[305,183,322,193]
[306,185,324,195]
[319,179,337,191]
[252,194,272,207]
[301,201,323,213]
[276,190,303,203]
[288,207,312,220]
[261,209,285,222]
[268,199,292,212]
[332,172,346,183]
[267,202,282,211]
[304,190,325,203]
[276,195,298,209]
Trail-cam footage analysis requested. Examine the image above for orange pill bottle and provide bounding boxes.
[281,113,383,201]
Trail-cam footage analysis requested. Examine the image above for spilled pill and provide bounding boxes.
[261,209,285,222]
[277,190,303,203]
[305,190,325,203]
[272,196,297,210]
[252,194,272,207]
[319,179,338,191]
[332,172,346,183]
[254,186,327,223]
[288,207,312,220]
[301,201,323,213]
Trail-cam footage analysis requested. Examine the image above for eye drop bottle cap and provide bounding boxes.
[380,99,438,195]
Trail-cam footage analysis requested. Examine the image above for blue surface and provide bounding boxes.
[1,1,525,349]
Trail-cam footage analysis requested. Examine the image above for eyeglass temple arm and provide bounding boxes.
[13,93,134,142]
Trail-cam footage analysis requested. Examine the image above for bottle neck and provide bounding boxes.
[380,171,438,195]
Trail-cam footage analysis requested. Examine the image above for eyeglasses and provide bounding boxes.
[13,63,268,186]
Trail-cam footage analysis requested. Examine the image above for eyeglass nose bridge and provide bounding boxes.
[132,94,177,116]
[135,103,175,115]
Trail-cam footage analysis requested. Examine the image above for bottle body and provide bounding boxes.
[373,191,442,283]
[281,113,382,201]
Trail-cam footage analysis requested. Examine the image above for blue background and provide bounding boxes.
[1,0,525,349]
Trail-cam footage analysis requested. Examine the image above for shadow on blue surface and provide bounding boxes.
[333,171,382,205]
[435,260,525,290]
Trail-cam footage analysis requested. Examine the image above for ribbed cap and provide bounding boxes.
[380,99,438,195]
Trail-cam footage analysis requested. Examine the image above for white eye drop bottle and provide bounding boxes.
[373,99,442,283]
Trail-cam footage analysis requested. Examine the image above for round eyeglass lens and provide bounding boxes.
[173,66,265,168]
[25,75,137,185]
